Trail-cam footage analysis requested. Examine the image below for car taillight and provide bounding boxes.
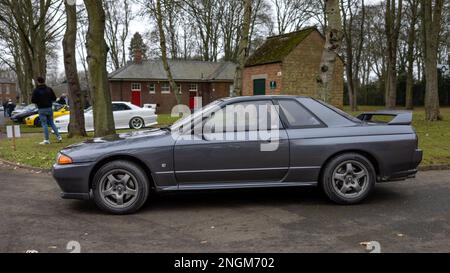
[57,153,73,165]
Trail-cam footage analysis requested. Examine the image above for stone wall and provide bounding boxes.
[242,30,344,107]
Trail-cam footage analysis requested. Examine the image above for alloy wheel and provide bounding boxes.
[331,160,369,199]
[99,169,139,209]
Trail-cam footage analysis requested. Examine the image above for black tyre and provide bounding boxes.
[92,160,149,214]
[321,153,376,205]
[129,117,145,129]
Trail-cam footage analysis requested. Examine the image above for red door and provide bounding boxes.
[189,91,197,110]
[131,91,141,107]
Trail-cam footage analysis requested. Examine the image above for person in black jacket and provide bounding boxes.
[31,77,62,145]
[6,99,16,117]
[2,101,7,117]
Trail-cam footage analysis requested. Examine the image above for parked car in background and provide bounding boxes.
[0,105,3,112]
[25,104,69,127]
[53,96,422,214]
[54,102,158,133]
[10,104,38,123]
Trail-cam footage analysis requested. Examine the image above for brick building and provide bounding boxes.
[109,59,236,113]
[0,78,18,103]
[243,27,344,107]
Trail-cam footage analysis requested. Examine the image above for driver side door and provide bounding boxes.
[174,99,290,186]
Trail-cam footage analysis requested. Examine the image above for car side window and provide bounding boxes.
[112,103,131,112]
[277,100,323,128]
[204,100,281,133]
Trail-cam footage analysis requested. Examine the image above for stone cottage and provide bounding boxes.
[243,27,344,107]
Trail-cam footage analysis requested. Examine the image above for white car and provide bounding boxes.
[55,102,158,133]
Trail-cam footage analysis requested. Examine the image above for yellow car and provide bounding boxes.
[25,104,70,127]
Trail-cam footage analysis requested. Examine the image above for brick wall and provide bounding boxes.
[110,80,233,113]
[242,63,283,96]
[283,30,344,107]
[242,31,344,107]
[0,82,18,103]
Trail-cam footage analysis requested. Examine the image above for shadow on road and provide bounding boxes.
[66,185,405,215]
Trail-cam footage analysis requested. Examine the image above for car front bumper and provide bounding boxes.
[52,162,94,200]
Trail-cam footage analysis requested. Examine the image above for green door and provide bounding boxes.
[253,79,266,95]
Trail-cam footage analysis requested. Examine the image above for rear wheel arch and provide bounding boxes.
[319,150,381,184]
[89,155,155,190]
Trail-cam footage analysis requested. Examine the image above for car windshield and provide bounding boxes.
[170,100,222,131]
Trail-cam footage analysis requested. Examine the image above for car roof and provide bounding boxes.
[221,95,308,103]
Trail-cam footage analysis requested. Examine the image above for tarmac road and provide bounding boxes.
[0,164,449,253]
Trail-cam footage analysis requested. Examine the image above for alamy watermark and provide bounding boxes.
[170,97,281,152]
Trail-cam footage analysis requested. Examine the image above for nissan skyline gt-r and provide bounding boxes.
[53,96,422,214]
[54,102,158,133]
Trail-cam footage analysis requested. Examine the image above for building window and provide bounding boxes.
[189,83,198,92]
[6,85,10,95]
[148,84,156,94]
[131,83,141,91]
[177,84,182,94]
[161,82,170,94]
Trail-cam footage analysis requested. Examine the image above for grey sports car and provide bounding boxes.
[53,96,422,214]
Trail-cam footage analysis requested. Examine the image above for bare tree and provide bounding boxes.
[341,0,365,111]
[421,0,444,121]
[271,0,317,34]
[405,0,419,110]
[84,0,116,137]
[104,0,133,71]
[233,0,252,97]
[155,0,181,104]
[317,0,344,103]
[0,0,65,103]
[63,0,86,137]
[181,0,223,61]
[384,0,402,108]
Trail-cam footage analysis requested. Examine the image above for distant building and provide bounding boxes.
[0,78,18,103]
[243,27,344,107]
[109,55,236,113]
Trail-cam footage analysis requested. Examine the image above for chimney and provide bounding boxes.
[134,49,143,64]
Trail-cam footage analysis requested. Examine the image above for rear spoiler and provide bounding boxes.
[357,111,413,125]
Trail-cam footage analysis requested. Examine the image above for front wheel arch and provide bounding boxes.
[89,155,155,191]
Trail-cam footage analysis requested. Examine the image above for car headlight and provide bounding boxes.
[57,153,73,165]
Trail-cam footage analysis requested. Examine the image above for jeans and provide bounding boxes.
[38,107,61,141]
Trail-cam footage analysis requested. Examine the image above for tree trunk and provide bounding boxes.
[317,0,344,103]
[84,0,116,137]
[422,0,443,121]
[156,0,181,105]
[384,0,402,109]
[405,0,418,110]
[63,0,87,138]
[233,0,252,97]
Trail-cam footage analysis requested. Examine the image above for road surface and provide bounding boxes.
[0,164,449,253]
